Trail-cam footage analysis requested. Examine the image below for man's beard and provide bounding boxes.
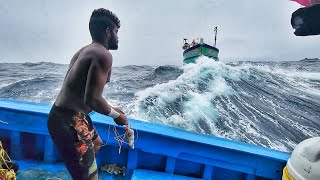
[109,35,118,50]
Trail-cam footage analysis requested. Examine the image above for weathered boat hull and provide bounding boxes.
[183,44,219,64]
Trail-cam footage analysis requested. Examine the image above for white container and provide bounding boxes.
[283,137,320,180]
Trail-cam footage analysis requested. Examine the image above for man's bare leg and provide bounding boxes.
[90,173,99,180]
[88,136,102,180]
[93,135,103,155]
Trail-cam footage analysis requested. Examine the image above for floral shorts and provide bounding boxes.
[48,105,98,180]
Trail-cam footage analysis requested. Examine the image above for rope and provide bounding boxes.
[113,126,125,154]
[0,120,8,124]
[101,125,138,154]
[0,140,16,180]
[101,125,111,147]
[5,169,16,180]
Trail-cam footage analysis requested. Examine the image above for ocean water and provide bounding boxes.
[1,57,319,152]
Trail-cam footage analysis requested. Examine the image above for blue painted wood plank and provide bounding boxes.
[44,135,58,163]
[202,165,214,180]
[165,156,176,173]
[10,131,23,159]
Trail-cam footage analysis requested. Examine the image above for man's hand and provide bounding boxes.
[113,107,125,115]
[114,114,128,126]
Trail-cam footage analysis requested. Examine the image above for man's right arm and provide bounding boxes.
[84,50,127,125]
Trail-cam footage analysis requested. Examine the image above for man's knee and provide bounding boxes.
[93,136,103,153]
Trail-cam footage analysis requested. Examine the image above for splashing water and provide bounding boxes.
[127,57,320,152]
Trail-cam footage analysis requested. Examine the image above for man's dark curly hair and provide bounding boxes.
[89,8,120,43]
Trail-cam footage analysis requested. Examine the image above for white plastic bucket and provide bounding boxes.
[283,137,320,180]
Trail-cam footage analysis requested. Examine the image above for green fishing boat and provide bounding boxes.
[182,27,220,64]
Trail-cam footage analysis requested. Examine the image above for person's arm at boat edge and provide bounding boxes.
[84,49,128,126]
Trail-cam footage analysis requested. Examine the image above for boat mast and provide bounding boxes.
[214,26,218,47]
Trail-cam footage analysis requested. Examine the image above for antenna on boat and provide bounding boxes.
[214,26,218,47]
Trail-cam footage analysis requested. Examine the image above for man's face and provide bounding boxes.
[109,27,119,50]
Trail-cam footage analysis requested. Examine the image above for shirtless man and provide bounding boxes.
[47,8,128,180]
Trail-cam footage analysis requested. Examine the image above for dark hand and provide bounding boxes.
[114,114,128,126]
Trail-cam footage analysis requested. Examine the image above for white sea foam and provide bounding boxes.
[128,57,246,135]
[127,57,320,152]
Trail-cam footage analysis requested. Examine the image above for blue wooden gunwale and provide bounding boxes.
[0,98,290,179]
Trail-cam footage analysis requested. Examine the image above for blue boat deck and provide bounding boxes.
[0,98,290,179]
[16,160,124,180]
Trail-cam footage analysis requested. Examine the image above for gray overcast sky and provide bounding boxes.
[0,0,319,66]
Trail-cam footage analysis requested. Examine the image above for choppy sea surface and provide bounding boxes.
[1,57,320,152]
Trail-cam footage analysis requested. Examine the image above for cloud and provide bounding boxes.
[0,0,319,65]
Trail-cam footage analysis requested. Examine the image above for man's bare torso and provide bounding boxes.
[54,44,111,114]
